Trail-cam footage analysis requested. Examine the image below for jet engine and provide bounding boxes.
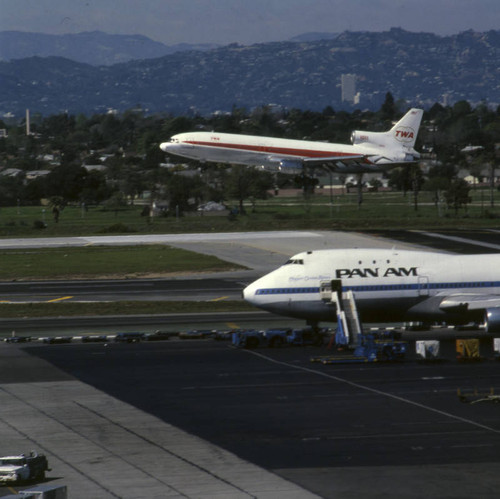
[351,131,385,147]
[278,159,304,174]
[485,308,500,333]
[261,158,304,175]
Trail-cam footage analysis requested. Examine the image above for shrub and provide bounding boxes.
[98,223,134,234]
[33,220,47,229]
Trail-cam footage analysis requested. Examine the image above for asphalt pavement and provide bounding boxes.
[9,338,500,499]
[1,229,500,498]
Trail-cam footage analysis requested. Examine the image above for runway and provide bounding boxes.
[1,228,499,305]
[0,277,246,303]
[1,229,500,498]
[0,230,395,304]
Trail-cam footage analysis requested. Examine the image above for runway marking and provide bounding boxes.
[245,350,500,436]
[227,322,239,329]
[210,295,229,301]
[46,296,73,303]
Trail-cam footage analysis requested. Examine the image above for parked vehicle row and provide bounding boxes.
[232,328,329,349]
[2,328,332,346]
[3,329,227,344]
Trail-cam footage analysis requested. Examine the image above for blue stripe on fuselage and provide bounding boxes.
[255,281,500,295]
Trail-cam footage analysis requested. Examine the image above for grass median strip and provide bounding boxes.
[0,245,245,280]
[0,300,255,318]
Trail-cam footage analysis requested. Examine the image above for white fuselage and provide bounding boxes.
[242,248,500,325]
[161,131,407,173]
[160,109,423,174]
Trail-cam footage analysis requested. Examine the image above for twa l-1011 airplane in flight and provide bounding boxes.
[242,248,500,332]
[160,108,423,174]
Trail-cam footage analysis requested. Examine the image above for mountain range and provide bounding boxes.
[0,29,499,117]
[0,31,218,65]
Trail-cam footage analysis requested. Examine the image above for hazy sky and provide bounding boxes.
[1,0,499,45]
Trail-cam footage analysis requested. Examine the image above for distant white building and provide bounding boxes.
[83,164,107,173]
[25,170,50,180]
[0,168,22,177]
[341,74,358,104]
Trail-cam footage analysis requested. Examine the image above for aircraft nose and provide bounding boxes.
[242,281,257,304]
[159,141,170,152]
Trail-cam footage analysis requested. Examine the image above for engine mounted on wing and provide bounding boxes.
[278,159,303,174]
[485,308,500,333]
[260,158,303,175]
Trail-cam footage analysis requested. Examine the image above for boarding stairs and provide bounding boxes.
[320,281,362,346]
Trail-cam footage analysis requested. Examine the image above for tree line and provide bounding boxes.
[0,94,499,213]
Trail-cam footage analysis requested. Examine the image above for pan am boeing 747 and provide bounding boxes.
[243,248,500,332]
[160,109,423,174]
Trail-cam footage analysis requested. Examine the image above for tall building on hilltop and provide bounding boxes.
[341,74,358,104]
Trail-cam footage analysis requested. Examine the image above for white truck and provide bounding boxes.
[0,452,50,483]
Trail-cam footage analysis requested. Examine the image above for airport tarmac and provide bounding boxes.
[3,338,500,499]
[0,342,322,499]
[1,229,500,498]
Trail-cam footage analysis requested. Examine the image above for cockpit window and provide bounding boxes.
[284,259,304,265]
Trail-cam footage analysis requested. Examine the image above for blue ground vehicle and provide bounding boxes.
[232,328,326,349]
[311,331,407,364]
[114,332,145,343]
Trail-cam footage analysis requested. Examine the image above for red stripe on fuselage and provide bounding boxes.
[184,140,359,159]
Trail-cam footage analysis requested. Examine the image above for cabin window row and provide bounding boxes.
[257,287,318,295]
[256,282,500,295]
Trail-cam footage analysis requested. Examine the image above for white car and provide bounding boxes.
[0,452,49,483]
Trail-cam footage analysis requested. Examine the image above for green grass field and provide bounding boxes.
[1,187,499,237]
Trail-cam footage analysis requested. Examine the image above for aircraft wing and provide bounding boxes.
[301,154,417,172]
[303,155,365,165]
[266,154,388,174]
[439,293,500,312]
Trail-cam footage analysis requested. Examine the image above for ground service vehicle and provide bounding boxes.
[0,452,50,483]
[232,328,325,348]
[114,332,145,343]
[311,331,408,364]
[4,336,31,343]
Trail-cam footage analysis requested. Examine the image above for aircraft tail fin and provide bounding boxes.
[350,108,423,160]
[388,108,424,149]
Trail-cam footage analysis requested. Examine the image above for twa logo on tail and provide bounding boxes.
[394,126,415,143]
